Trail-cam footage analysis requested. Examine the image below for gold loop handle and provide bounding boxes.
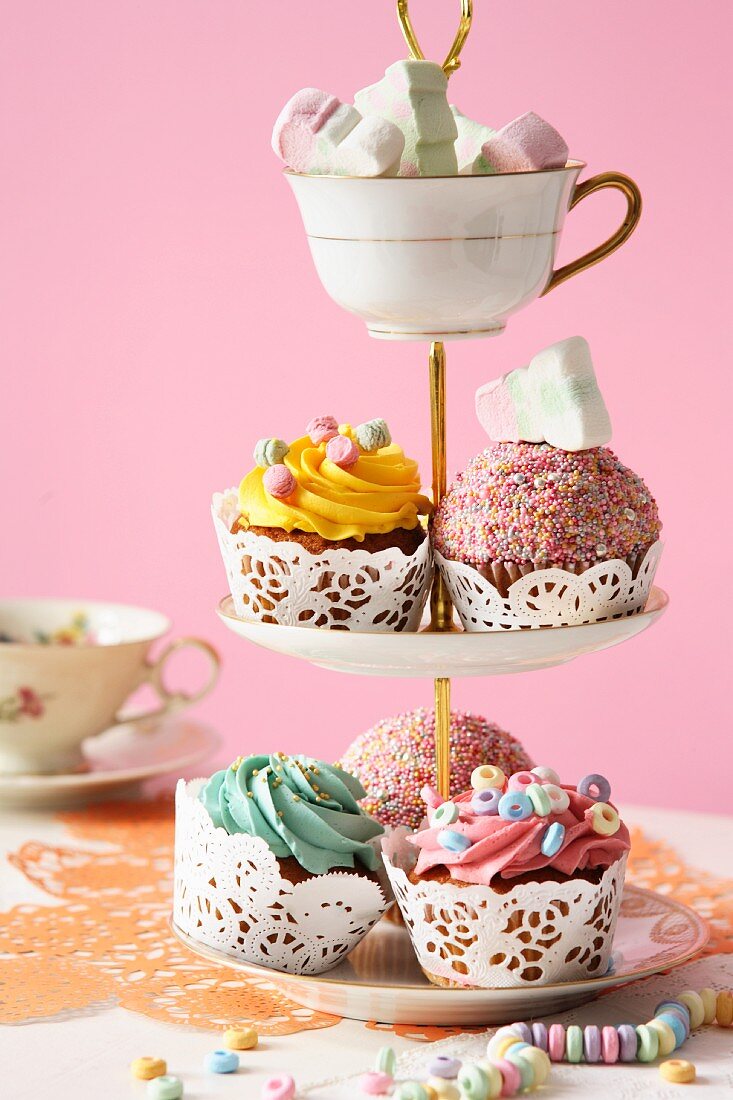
[542,171,642,296]
[397,0,473,77]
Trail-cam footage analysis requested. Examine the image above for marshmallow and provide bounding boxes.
[451,106,496,174]
[480,111,569,173]
[271,88,404,177]
[355,61,458,177]
[475,337,612,452]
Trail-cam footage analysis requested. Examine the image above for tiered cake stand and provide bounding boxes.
[182,3,707,1025]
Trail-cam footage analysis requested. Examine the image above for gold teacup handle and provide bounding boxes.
[397,0,473,77]
[542,171,642,296]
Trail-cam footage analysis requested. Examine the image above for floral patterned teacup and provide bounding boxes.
[0,599,220,775]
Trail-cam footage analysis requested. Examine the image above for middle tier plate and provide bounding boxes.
[217,586,668,678]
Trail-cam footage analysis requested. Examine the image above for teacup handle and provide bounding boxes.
[117,637,220,725]
[542,171,642,296]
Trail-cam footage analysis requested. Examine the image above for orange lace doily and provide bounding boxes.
[1,804,731,1037]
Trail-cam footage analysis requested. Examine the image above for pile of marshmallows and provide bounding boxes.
[429,766,620,857]
[272,60,568,178]
[256,415,392,501]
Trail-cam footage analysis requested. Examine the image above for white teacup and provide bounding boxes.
[286,164,642,341]
[0,598,220,775]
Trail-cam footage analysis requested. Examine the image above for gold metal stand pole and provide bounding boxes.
[428,341,453,799]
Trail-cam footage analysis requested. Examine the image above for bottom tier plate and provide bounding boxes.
[171,884,707,1026]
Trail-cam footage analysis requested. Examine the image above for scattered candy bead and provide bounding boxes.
[431,801,459,827]
[677,990,705,1029]
[656,1012,687,1049]
[375,1047,396,1076]
[147,1077,183,1100]
[540,821,565,857]
[647,1017,676,1056]
[354,418,391,452]
[635,1023,659,1063]
[541,783,570,813]
[492,1057,521,1096]
[526,782,551,816]
[471,765,505,791]
[504,1045,534,1091]
[360,1070,393,1095]
[428,1055,461,1078]
[224,1026,258,1049]
[131,1058,167,1080]
[437,828,472,853]
[254,437,289,468]
[699,987,718,1024]
[583,1024,601,1063]
[586,801,620,836]
[548,1023,565,1062]
[306,415,338,444]
[326,433,360,469]
[261,1074,296,1100]
[262,463,296,500]
[601,1025,619,1063]
[425,1078,459,1100]
[531,765,561,785]
[659,1059,696,1084]
[498,791,533,822]
[204,1050,239,1074]
[565,1025,583,1063]
[471,788,502,816]
[617,1024,638,1062]
[506,770,538,792]
[717,990,733,1027]
[457,1064,490,1100]
[475,1061,504,1098]
[393,1084,428,1100]
[577,773,611,802]
[530,1022,547,1052]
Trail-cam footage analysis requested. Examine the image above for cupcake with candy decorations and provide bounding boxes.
[213,415,433,631]
[173,753,391,975]
[432,337,663,630]
[382,763,630,989]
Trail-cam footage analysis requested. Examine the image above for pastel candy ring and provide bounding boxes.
[431,801,459,827]
[565,1025,583,1063]
[530,1021,548,1051]
[261,1074,296,1100]
[601,1025,619,1063]
[204,1050,239,1074]
[375,1047,396,1076]
[646,1017,676,1056]
[486,1026,524,1059]
[577,773,611,802]
[457,1064,490,1100]
[677,990,705,1029]
[699,987,718,1024]
[504,1046,534,1091]
[635,1023,660,1062]
[518,1047,550,1086]
[426,1078,460,1100]
[131,1058,166,1080]
[586,801,620,836]
[583,1025,601,1063]
[498,791,533,822]
[531,765,561,784]
[224,1026,258,1050]
[471,765,505,791]
[392,1084,428,1100]
[659,1059,696,1084]
[617,1023,638,1061]
[147,1077,183,1100]
[437,828,472,852]
[542,783,570,813]
[471,788,501,816]
[540,821,565,857]
[492,1057,521,1096]
[548,1023,565,1062]
[359,1070,394,1095]
[656,1012,687,1048]
[475,1061,503,1098]
[488,1035,523,1061]
[506,770,538,793]
[716,990,733,1026]
[526,782,551,816]
[428,1055,461,1078]
[509,1023,532,1044]
[655,1001,691,1037]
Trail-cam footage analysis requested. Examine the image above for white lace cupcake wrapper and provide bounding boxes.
[382,827,626,989]
[173,779,391,976]
[212,493,433,632]
[434,541,663,631]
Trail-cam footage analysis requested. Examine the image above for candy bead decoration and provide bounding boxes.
[617,1024,638,1062]
[635,1023,659,1063]
[506,770,538,792]
[147,1077,183,1100]
[204,1050,239,1074]
[431,801,459,826]
[490,1035,523,1061]
[526,782,551,816]
[393,1084,429,1100]
[428,1055,461,1078]
[471,788,502,815]
[542,783,570,813]
[717,990,733,1026]
[492,1057,521,1096]
[699,987,718,1024]
[471,765,505,791]
[425,1078,459,1100]
[510,1023,532,1045]
[326,433,360,469]
[548,1024,565,1062]
[583,1024,601,1063]
[360,1071,394,1095]
[498,790,533,821]
[262,464,297,500]
[131,1058,167,1080]
[457,1063,490,1100]
[577,773,611,802]
[656,1012,687,1048]
[586,801,620,836]
[530,765,561,784]
[437,828,472,852]
[530,1022,547,1052]
[254,437,290,468]
[224,1026,258,1050]
[375,1047,396,1076]
[306,415,339,444]
[521,1048,551,1086]
[486,1026,523,1059]
[354,418,392,452]
[677,990,705,1029]
[660,1059,696,1084]
[504,1046,534,1091]
[261,1074,296,1100]
[600,1025,619,1063]
[655,999,691,1033]
[565,1025,583,1063]
[475,1061,504,1098]
[647,1017,677,1056]
[540,821,565,857]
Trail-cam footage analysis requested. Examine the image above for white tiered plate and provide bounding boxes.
[171,884,706,1026]
[216,587,668,678]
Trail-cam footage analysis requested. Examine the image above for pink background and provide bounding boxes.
[3,2,730,810]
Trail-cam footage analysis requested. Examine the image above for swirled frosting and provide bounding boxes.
[199,753,384,874]
[238,425,432,541]
[408,787,629,884]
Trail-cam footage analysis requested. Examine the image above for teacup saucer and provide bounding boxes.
[0,715,219,809]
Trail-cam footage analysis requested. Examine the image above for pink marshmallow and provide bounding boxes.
[262,464,296,500]
[271,88,340,171]
[325,434,359,469]
[475,376,522,443]
[306,414,339,444]
[482,111,569,173]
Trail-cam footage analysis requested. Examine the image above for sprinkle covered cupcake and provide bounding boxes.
[173,754,390,975]
[432,338,662,629]
[339,707,532,830]
[213,415,433,631]
[382,764,630,988]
